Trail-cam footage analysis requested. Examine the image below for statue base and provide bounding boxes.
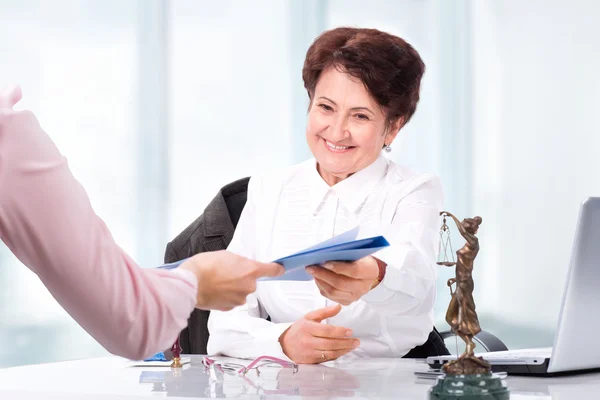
[443,357,491,375]
[428,373,509,400]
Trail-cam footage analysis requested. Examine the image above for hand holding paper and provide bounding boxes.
[263,228,390,282]
[159,251,284,310]
[307,255,382,305]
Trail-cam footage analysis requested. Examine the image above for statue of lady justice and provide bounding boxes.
[438,211,490,375]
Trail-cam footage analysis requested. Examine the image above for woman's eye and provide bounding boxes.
[318,104,333,112]
[355,113,369,121]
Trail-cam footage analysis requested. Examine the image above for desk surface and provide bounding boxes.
[0,355,599,399]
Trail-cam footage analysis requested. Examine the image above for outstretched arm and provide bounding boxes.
[0,86,198,360]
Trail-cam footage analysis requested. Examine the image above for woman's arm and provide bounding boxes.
[207,295,292,360]
[0,89,197,360]
[206,175,292,360]
[360,175,444,316]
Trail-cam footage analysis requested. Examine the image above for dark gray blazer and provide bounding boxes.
[164,177,249,354]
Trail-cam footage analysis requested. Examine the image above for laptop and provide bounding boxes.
[427,197,600,376]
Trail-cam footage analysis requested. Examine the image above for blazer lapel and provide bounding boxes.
[202,190,235,252]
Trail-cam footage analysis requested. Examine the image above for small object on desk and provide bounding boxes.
[128,342,189,367]
[437,212,490,375]
[146,352,168,362]
[128,352,191,367]
[429,211,510,400]
[202,355,298,377]
[170,337,183,368]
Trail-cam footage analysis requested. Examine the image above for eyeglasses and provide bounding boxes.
[202,355,298,377]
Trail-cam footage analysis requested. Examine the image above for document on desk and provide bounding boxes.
[262,227,390,282]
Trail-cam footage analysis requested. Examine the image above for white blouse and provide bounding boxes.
[207,154,444,360]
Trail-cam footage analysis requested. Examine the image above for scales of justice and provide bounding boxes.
[429,211,509,399]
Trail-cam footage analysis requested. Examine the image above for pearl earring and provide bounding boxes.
[384,144,392,153]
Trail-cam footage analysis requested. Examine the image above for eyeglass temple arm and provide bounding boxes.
[246,355,295,369]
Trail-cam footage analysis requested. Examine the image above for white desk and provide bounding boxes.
[0,355,599,399]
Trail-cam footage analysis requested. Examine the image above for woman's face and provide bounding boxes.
[305,66,400,185]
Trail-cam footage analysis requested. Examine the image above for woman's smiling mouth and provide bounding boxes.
[324,139,355,153]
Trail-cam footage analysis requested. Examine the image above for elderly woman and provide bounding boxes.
[207,27,444,364]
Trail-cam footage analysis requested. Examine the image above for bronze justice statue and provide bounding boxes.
[429,212,509,400]
[437,211,491,375]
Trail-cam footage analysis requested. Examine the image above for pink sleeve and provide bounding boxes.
[0,108,197,360]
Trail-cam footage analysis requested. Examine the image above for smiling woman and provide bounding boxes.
[305,67,394,185]
[207,27,447,365]
[302,27,424,186]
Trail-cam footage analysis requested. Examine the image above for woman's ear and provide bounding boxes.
[384,117,405,146]
[393,117,405,132]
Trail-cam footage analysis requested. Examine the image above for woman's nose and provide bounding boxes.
[329,117,350,141]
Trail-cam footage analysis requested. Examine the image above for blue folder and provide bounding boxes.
[264,229,390,281]
[157,227,390,282]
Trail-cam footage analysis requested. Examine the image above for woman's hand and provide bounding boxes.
[180,250,284,311]
[307,256,380,306]
[279,304,359,364]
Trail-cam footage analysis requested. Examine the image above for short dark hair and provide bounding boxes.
[302,27,425,129]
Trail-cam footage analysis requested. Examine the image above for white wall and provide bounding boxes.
[0,0,139,364]
[167,0,297,238]
[471,0,600,347]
